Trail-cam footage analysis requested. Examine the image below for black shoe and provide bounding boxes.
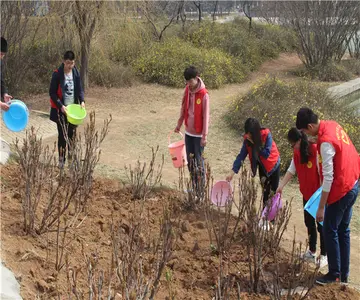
[316,273,340,285]
[341,276,348,284]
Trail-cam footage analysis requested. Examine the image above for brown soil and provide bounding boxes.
[1,164,360,300]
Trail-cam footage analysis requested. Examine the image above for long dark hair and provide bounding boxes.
[244,118,262,153]
[287,128,311,164]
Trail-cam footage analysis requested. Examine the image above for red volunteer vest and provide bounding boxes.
[183,85,208,134]
[244,128,279,174]
[293,144,321,201]
[317,120,359,205]
[49,69,62,109]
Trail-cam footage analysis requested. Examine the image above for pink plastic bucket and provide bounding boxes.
[262,193,282,221]
[168,131,187,168]
[211,181,233,207]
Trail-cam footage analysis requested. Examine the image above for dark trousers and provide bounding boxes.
[303,198,326,255]
[57,118,76,161]
[323,182,358,279]
[185,134,205,190]
[259,164,280,207]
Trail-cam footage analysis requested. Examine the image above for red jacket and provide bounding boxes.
[293,144,321,201]
[183,85,208,134]
[244,128,280,174]
[317,121,359,205]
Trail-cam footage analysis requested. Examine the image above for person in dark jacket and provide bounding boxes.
[1,37,12,111]
[49,50,85,168]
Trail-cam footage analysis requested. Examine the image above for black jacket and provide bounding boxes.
[1,60,7,100]
[49,63,84,123]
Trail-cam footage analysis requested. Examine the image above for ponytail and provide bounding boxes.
[299,131,310,164]
[287,128,311,164]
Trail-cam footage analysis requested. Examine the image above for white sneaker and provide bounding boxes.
[258,219,271,231]
[302,250,316,263]
[317,255,328,269]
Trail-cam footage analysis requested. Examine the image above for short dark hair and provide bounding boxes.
[184,66,198,81]
[1,37,8,53]
[64,50,75,61]
[296,107,318,130]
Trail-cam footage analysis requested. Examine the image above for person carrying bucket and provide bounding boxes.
[226,118,281,208]
[276,128,327,268]
[49,51,85,168]
[1,37,12,111]
[174,66,210,195]
[296,107,359,285]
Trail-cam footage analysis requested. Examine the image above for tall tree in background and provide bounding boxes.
[73,0,104,90]
[193,1,202,23]
[267,1,360,70]
[139,1,183,42]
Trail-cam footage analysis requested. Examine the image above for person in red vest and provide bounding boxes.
[175,66,210,194]
[276,128,327,268]
[49,51,85,168]
[226,118,281,208]
[296,107,359,285]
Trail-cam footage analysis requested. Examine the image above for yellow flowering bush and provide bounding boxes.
[134,37,248,88]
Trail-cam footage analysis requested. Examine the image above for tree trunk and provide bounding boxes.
[212,0,218,22]
[80,40,90,90]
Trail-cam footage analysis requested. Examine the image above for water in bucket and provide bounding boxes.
[304,187,324,226]
[168,131,187,168]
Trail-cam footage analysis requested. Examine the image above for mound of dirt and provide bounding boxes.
[1,163,359,299]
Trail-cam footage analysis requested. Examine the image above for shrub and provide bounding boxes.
[184,21,263,71]
[226,76,360,173]
[340,59,360,76]
[134,37,248,89]
[89,47,136,88]
[292,62,353,82]
[250,21,298,53]
[110,21,154,65]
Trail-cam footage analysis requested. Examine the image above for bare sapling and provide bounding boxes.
[272,228,319,300]
[15,112,112,235]
[124,145,164,200]
[214,251,241,300]
[204,165,250,255]
[110,200,177,299]
[241,173,292,293]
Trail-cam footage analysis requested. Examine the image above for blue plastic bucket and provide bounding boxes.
[304,187,324,226]
[2,99,29,132]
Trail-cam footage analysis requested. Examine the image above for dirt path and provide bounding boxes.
[31,53,359,286]
[39,53,301,186]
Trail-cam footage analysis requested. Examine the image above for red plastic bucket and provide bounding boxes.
[168,132,187,168]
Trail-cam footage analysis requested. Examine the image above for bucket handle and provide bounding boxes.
[168,131,184,145]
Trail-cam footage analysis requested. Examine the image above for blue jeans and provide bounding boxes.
[185,134,205,191]
[323,182,358,278]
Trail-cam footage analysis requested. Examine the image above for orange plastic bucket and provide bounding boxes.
[168,131,187,168]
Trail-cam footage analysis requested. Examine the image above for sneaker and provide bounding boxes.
[258,219,271,231]
[317,255,328,269]
[341,276,348,285]
[302,250,316,263]
[316,273,340,285]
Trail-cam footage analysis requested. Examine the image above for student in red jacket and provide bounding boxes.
[175,66,210,194]
[296,107,359,285]
[226,118,280,207]
[277,128,327,268]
